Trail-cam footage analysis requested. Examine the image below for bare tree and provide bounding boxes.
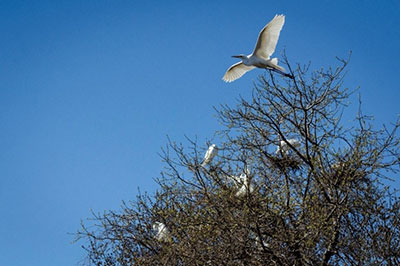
[76,56,400,265]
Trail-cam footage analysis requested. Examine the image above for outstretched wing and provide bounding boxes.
[223,62,255,82]
[252,14,285,59]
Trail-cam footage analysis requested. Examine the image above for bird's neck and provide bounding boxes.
[241,55,251,65]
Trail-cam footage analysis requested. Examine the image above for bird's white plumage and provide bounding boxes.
[153,222,170,241]
[201,144,218,167]
[223,14,288,82]
[227,169,254,196]
[253,15,285,59]
[223,62,255,83]
[235,172,254,197]
[275,138,301,155]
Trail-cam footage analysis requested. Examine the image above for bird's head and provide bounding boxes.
[232,54,249,64]
[232,54,247,60]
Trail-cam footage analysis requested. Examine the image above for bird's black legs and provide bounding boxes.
[269,68,294,79]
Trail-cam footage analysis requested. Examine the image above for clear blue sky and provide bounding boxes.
[1,1,399,265]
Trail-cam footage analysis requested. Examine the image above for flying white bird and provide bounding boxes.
[275,138,301,155]
[223,14,292,82]
[201,144,218,167]
[153,222,170,241]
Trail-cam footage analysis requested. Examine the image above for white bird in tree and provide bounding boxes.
[275,138,301,155]
[201,144,218,167]
[223,14,293,83]
[153,222,170,241]
[235,173,254,197]
[228,168,254,196]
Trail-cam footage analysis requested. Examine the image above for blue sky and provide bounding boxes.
[1,1,399,265]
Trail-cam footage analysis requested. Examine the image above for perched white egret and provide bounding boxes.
[201,144,218,167]
[275,138,300,155]
[223,14,292,83]
[226,166,250,185]
[228,171,254,197]
[153,222,170,241]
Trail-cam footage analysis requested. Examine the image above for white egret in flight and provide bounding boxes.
[201,144,218,167]
[275,138,301,155]
[223,14,293,82]
[153,222,170,241]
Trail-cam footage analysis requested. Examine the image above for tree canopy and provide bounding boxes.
[76,56,400,265]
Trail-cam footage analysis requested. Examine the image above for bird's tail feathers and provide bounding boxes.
[270,57,279,65]
[270,58,285,72]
